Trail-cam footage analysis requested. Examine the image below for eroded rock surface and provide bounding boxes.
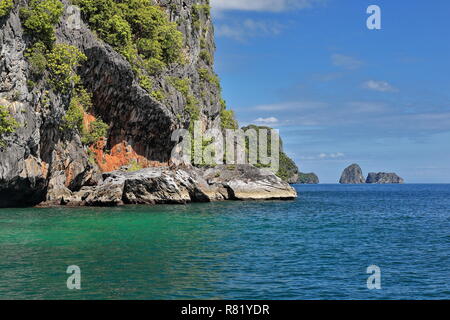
[339,164,365,184]
[366,173,404,184]
[57,165,297,207]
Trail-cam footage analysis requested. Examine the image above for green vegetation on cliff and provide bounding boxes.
[0,0,13,17]
[26,42,87,92]
[81,119,109,145]
[192,3,211,32]
[63,88,109,146]
[220,99,238,130]
[62,94,84,132]
[0,105,19,147]
[21,0,86,92]
[20,0,108,146]
[277,152,299,183]
[20,0,63,46]
[73,0,183,73]
[73,0,189,107]
[46,43,87,91]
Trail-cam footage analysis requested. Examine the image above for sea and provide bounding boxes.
[0,184,449,300]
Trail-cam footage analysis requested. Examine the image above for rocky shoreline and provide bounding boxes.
[40,165,297,207]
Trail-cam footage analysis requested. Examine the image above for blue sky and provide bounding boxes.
[210,0,450,183]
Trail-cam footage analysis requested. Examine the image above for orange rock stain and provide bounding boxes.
[84,113,167,172]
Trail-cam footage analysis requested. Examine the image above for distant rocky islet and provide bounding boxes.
[339,164,404,184]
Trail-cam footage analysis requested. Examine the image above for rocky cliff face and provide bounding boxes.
[0,0,296,207]
[339,164,365,184]
[366,172,404,184]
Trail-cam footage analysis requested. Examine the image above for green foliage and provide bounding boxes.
[21,2,85,94]
[75,87,93,111]
[25,41,48,75]
[199,50,213,66]
[81,119,109,145]
[62,95,84,132]
[198,67,220,89]
[63,88,109,146]
[27,80,37,89]
[192,3,210,32]
[26,42,87,92]
[87,148,97,165]
[142,57,166,75]
[46,44,87,91]
[277,152,299,182]
[219,98,238,130]
[137,71,154,93]
[198,67,209,81]
[220,109,238,130]
[74,0,183,74]
[127,159,143,172]
[20,0,64,45]
[186,95,200,121]
[200,37,207,49]
[186,94,201,133]
[150,89,165,102]
[0,0,13,17]
[103,14,132,48]
[166,76,203,128]
[0,105,19,147]
[168,77,190,97]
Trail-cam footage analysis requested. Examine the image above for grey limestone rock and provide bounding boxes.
[366,172,404,184]
[340,164,365,184]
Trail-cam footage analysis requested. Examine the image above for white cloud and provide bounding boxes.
[331,54,363,70]
[320,152,345,159]
[300,153,345,160]
[362,80,398,92]
[252,101,328,111]
[211,0,324,12]
[216,19,284,40]
[254,117,280,124]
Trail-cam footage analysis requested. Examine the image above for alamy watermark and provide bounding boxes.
[170,121,280,174]
[367,5,382,30]
[67,265,81,290]
[367,265,382,290]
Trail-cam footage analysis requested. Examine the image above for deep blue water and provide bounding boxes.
[0,184,449,300]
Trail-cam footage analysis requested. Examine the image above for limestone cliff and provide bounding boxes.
[0,0,296,207]
[339,164,365,184]
[366,172,404,184]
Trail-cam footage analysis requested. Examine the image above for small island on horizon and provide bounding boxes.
[339,164,404,185]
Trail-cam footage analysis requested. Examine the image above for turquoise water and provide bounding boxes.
[0,184,449,300]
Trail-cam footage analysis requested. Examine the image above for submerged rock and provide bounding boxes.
[339,164,365,184]
[366,173,404,184]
